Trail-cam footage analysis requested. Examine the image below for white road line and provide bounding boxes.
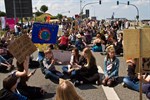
[98,66,120,100]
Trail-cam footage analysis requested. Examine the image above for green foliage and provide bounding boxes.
[0,30,6,36]
[142,25,150,28]
[35,11,43,17]
[57,14,63,21]
[51,16,57,19]
[40,5,48,13]
[0,11,6,17]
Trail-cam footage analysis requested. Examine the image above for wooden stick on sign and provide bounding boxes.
[139,29,142,100]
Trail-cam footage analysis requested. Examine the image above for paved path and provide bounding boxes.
[0,51,147,100]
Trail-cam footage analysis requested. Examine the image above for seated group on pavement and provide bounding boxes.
[0,19,150,100]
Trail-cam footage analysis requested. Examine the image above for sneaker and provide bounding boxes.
[45,75,49,79]
[122,82,127,88]
[96,79,101,86]
[74,80,82,87]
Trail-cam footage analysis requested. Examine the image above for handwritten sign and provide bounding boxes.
[8,34,37,63]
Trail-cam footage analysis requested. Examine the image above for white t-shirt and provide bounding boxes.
[14,25,19,33]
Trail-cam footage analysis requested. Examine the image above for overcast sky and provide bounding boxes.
[0,0,150,20]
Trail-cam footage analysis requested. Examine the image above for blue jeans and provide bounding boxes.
[62,66,76,79]
[44,69,63,84]
[142,83,150,99]
[123,76,139,91]
[38,52,45,62]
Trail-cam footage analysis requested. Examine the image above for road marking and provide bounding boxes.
[98,66,120,100]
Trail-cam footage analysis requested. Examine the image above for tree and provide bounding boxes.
[35,11,43,17]
[40,5,48,13]
[57,14,63,21]
[0,11,6,17]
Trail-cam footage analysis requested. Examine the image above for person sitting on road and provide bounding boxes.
[0,55,14,72]
[112,33,123,56]
[0,43,14,64]
[74,47,100,86]
[42,49,64,84]
[75,33,86,51]
[122,58,139,88]
[0,74,27,100]
[55,79,83,100]
[35,43,48,62]
[102,45,120,87]
[123,58,150,99]
[14,56,46,99]
[62,48,85,79]
[92,33,103,52]
[58,32,69,50]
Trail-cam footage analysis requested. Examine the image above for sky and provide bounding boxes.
[0,0,150,20]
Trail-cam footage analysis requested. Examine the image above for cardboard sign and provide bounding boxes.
[52,50,71,64]
[123,29,140,58]
[8,34,37,63]
[124,29,150,72]
[123,29,150,58]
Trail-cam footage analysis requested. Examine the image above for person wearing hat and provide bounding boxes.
[0,74,27,100]
[42,49,64,84]
[102,45,120,87]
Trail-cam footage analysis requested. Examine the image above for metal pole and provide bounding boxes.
[119,3,139,22]
[80,0,82,15]
[119,2,139,27]
[139,29,143,100]
[13,0,16,24]
[19,0,23,30]
[80,2,99,19]
[129,4,139,21]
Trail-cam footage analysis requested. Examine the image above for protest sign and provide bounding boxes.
[6,17,18,30]
[32,23,59,44]
[124,29,150,72]
[52,50,71,64]
[8,34,37,63]
[124,29,150,58]
[123,28,150,100]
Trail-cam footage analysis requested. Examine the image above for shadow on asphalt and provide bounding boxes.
[111,76,124,87]
[35,93,56,100]
[78,84,98,90]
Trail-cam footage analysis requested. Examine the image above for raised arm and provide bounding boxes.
[15,56,29,77]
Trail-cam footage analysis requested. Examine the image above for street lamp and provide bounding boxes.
[116,1,139,21]
[99,0,101,4]
[80,1,100,19]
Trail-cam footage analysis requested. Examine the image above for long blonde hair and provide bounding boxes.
[55,80,83,100]
[83,47,96,68]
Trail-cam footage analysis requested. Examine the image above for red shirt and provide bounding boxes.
[59,36,69,46]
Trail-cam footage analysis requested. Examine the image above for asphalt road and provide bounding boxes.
[0,51,147,100]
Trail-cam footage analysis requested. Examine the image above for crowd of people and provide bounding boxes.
[0,18,150,100]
